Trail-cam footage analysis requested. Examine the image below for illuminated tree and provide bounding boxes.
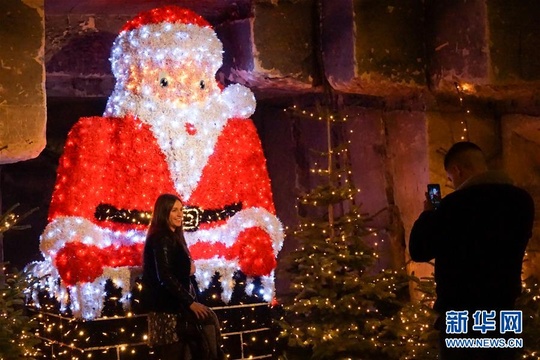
[0,204,41,359]
[385,275,438,360]
[516,276,540,359]
[0,268,41,359]
[275,104,444,359]
[278,105,424,359]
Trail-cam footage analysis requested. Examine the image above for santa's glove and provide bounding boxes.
[230,227,277,277]
[55,242,108,286]
[55,242,144,286]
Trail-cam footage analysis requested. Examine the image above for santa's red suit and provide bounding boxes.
[35,6,284,319]
[41,114,282,285]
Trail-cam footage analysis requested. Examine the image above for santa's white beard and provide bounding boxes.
[105,88,239,201]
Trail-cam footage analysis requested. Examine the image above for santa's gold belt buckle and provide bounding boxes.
[182,207,201,231]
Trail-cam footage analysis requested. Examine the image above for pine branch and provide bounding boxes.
[0,203,39,234]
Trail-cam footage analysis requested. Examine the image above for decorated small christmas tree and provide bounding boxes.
[516,275,540,359]
[0,267,41,359]
[278,105,424,359]
[0,204,40,359]
[383,274,438,360]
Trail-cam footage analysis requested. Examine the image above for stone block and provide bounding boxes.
[488,0,540,83]
[0,0,46,164]
[385,110,431,285]
[320,0,427,98]
[321,0,355,86]
[426,0,540,100]
[353,0,426,86]
[216,19,254,80]
[426,0,489,92]
[249,1,316,88]
[45,14,125,97]
[346,107,398,268]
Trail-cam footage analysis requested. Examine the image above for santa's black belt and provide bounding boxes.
[182,202,242,231]
[94,202,243,231]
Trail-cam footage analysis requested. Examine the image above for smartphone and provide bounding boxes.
[427,183,441,209]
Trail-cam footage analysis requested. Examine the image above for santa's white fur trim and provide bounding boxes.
[34,208,281,318]
[184,207,284,255]
[110,22,223,80]
[69,280,108,319]
[194,257,238,303]
[40,216,147,260]
[103,85,256,200]
[220,84,256,119]
[193,259,275,303]
[28,260,143,319]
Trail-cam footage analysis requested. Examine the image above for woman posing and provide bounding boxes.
[141,193,223,359]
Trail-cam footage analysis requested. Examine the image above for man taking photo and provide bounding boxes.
[409,141,535,360]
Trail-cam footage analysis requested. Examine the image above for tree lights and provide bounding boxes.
[0,206,41,358]
[454,81,471,141]
[277,105,441,359]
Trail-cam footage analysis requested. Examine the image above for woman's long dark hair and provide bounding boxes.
[147,193,183,237]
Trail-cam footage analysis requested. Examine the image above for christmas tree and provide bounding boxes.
[516,275,540,359]
[383,274,438,360]
[0,204,41,359]
[0,267,41,359]
[278,105,429,359]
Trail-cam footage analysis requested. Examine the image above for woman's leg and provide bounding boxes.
[198,307,224,359]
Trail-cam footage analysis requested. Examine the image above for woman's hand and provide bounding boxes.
[190,260,196,276]
[189,302,211,319]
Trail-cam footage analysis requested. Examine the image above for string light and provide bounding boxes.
[29,295,279,359]
[454,81,471,141]
[278,105,471,358]
[0,203,38,233]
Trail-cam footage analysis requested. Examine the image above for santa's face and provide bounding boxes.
[127,57,220,108]
[104,42,256,200]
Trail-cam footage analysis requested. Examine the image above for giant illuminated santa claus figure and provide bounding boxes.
[35,6,284,319]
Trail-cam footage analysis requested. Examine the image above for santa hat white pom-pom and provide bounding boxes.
[221,84,256,119]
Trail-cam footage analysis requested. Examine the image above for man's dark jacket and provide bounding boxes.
[141,229,195,313]
[409,171,534,313]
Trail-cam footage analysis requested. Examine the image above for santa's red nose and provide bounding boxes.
[185,123,197,135]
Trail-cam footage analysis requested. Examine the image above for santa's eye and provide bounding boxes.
[199,80,205,89]
[160,78,169,87]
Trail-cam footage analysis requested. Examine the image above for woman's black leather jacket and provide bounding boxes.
[141,229,195,313]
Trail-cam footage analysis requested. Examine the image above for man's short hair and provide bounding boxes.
[444,141,485,170]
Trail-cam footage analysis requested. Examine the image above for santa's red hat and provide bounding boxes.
[121,6,212,33]
[110,6,223,78]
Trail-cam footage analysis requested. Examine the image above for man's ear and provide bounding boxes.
[448,164,461,176]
